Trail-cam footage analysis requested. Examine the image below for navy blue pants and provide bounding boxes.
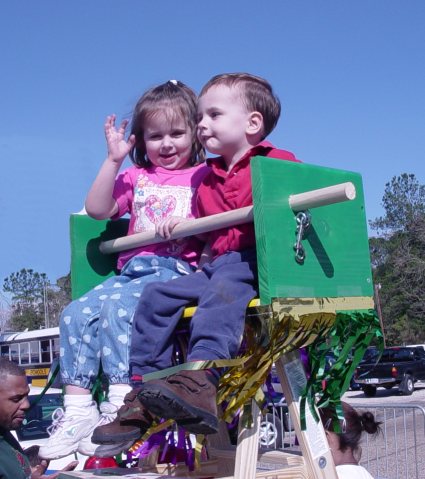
[130,249,258,377]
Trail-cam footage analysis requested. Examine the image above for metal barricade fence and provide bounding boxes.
[351,402,425,479]
[259,402,425,479]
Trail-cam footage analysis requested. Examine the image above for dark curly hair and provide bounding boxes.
[129,80,205,168]
[0,358,25,379]
[320,401,381,453]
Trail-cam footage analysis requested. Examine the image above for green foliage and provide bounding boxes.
[2,269,71,331]
[370,173,425,235]
[3,269,47,303]
[46,274,72,327]
[57,274,71,299]
[369,174,425,345]
[3,269,47,330]
[10,304,44,331]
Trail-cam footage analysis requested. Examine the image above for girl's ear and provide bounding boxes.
[246,111,263,136]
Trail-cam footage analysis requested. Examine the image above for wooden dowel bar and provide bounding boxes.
[99,182,356,254]
[289,181,356,211]
[99,206,253,254]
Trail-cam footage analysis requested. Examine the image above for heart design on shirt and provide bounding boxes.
[145,195,176,224]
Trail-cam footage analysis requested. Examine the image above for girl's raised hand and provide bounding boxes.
[104,114,136,164]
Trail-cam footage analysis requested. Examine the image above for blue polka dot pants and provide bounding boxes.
[59,255,192,389]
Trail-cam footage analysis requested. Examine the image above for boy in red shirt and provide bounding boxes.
[93,73,300,449]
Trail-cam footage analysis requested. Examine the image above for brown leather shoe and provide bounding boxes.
[138,370,219,435]
[92,388,154,445]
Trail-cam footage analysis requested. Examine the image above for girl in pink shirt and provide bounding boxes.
[39,81,209,461]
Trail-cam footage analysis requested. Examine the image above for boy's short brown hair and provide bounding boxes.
[199,73,281,139]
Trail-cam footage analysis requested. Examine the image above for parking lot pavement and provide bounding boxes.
[343,381,425,405]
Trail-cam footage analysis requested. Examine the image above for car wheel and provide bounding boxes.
[363,385,377,397]
[259,413,283,448]
[349,378,361,391]
[400,375,414,395]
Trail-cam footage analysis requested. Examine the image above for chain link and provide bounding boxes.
[294,211,311,264]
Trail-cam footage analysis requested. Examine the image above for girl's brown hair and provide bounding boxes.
[129,80,205,167]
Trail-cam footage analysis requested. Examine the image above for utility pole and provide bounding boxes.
[374,283,386,347]
[43,281,50,329]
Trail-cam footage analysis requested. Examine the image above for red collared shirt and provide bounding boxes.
[196,141,300,258]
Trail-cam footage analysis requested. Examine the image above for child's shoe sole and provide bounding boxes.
[138,385,219,435]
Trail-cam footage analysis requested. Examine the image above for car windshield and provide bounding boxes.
[361,347,380,364]
[16,393,63,441]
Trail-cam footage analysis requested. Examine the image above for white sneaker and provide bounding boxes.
[39,403,99,459]
[78,401,133,457]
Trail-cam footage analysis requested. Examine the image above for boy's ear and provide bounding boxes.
[246,111,264,136]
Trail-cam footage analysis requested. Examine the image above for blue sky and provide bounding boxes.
[1,1,424,295]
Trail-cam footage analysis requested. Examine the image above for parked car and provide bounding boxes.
[322,351,362,392]
[257,366,295,449]
[258,395,293,449]
[12,387,85,472]
[225,366,294,449]
[354,346,425,397]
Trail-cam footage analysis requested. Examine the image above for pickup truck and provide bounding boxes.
[354,346,425,397]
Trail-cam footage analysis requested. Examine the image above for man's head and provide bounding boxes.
[197,73,281,164]
[0,359,30,431]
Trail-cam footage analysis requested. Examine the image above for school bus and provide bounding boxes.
[0,327,59,386]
